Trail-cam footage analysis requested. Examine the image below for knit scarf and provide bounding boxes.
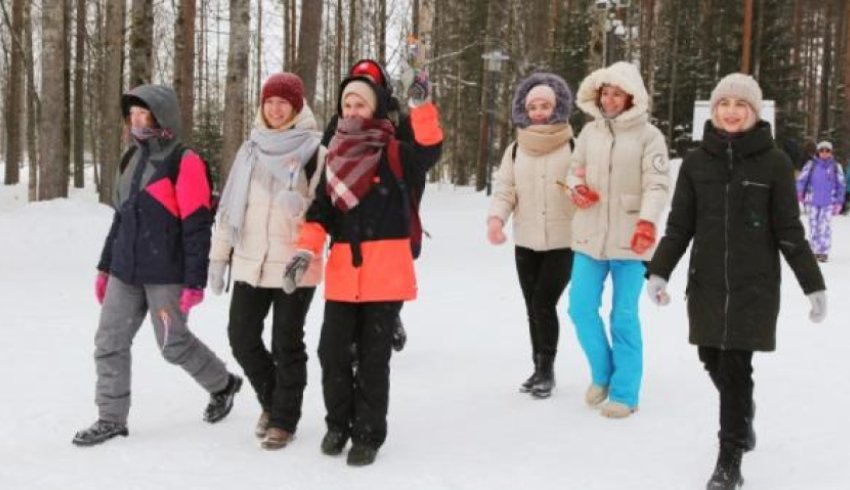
[516,123,573,156]
[326,117,396,212]
[218,126,321,245]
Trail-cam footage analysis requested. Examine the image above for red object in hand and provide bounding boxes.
[487,217,506,245]
[95,272,109,305]
[630,220,656,255]
[570,185,600,209]
[180,288,205,314]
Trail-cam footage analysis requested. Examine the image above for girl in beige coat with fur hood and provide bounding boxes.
[565,62,670,418]
[487,72,576,399]
[207,73,326,450]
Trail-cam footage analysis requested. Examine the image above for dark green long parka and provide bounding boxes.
[647,121,825,352]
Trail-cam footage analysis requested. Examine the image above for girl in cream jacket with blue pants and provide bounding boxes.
[566,62,670,418]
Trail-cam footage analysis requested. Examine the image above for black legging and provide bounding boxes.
[698,346,755,449]
[514,246,573,359]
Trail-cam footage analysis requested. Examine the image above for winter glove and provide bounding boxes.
[646,275,670,306]
[832,203,842,216]
[407,69,431,107]
[487,217,506,245]
[207,261,227,296]
[95,272,109,305]
[282,250,314,294]
[808,290,826,323]
[570,185,600,209]
[630,220,656,255]
[179,288,205,315]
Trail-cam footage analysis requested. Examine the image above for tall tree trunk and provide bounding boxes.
[174,0,196,145]
[296,0,323,104]
[62,0,71,192]
[24,0,38,200]
[348,0,358,68]
[99,0,125,204]
[741,0,753,73]
[820,1,832,134]
[220,0,250,184]
[3,0,24,185]
[335,0,343,89]
[38,0,68,199]
[256,0,262,102]
[289,0,298,71]
[129,0,153,87]
[377,0,386,65]
[72,0,85,188]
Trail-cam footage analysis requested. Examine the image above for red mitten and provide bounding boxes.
[630,220,656,255]
[95,272,109,304]
[570,185,600,209]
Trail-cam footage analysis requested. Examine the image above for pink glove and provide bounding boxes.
[487,217,506,245]
[832,203,842,215]
[95,272,109,304]
[180,288,205,314]
[570,185,600,209]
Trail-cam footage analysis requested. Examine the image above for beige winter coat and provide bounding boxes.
[210,105,327,288]
[488,125,576,251]
[566,61,670,261]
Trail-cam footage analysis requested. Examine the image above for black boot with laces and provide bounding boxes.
[72,420,128,446]
[204,374,242,423]
[706,442,745,489]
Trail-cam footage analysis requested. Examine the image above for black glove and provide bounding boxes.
[407,69,431,106]
[282,250,313,294]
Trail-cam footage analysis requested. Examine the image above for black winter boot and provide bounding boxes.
[204,374,243,423]
[706,442,745,489]
[72,420,128,446]
[530,354,555,399]
[519,356,541,393]
[321,429,349,456]
[347,443,378,466]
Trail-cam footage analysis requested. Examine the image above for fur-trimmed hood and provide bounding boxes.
[576,62,649,124]
[511,73,573,128]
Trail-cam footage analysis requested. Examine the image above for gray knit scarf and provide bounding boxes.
[218,126,321,245]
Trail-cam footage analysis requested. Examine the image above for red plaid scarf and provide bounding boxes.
[326,117,396,211]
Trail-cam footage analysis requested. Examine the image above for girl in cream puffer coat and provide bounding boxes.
[565,62,670,418]
[487,72,576,399]
[207,73,326,449]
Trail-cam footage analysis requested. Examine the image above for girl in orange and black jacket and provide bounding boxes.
[283,73,442,466]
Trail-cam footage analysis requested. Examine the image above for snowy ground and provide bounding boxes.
[1,162,848,489]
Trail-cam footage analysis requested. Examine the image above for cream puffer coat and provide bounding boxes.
[210,105,326,288]
[566,61,670,261]
[488,130,576,252]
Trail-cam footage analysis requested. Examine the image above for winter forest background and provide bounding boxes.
[1,0,849,202]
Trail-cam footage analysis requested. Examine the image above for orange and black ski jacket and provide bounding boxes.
[297,102,443,302]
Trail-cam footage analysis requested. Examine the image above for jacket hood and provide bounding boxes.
[121,85,183,140]
[576,62,649,123]
[511,72,573,128]
[336,76,389,120]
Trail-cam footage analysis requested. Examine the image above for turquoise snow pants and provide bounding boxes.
[568,253,645,408]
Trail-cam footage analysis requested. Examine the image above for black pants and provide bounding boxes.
[514,246,573,359]
[319,300,400,449]
[227,282,315,432]
[698,346,754,449]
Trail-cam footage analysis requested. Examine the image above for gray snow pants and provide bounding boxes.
[94,275,229,424]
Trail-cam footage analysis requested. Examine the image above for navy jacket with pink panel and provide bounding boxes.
[97,85,213,289]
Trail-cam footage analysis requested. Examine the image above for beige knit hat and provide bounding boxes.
[341,80,377,114]
[710,73,763,117]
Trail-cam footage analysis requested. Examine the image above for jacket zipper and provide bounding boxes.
[741,179,768,188]
[722,142,733,349]
[601,119,616,259]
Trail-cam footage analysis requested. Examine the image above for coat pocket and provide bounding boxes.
[619,194,642,248]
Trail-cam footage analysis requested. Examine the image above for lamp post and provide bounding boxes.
[596,0,630,67]
[482,49,509,196]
